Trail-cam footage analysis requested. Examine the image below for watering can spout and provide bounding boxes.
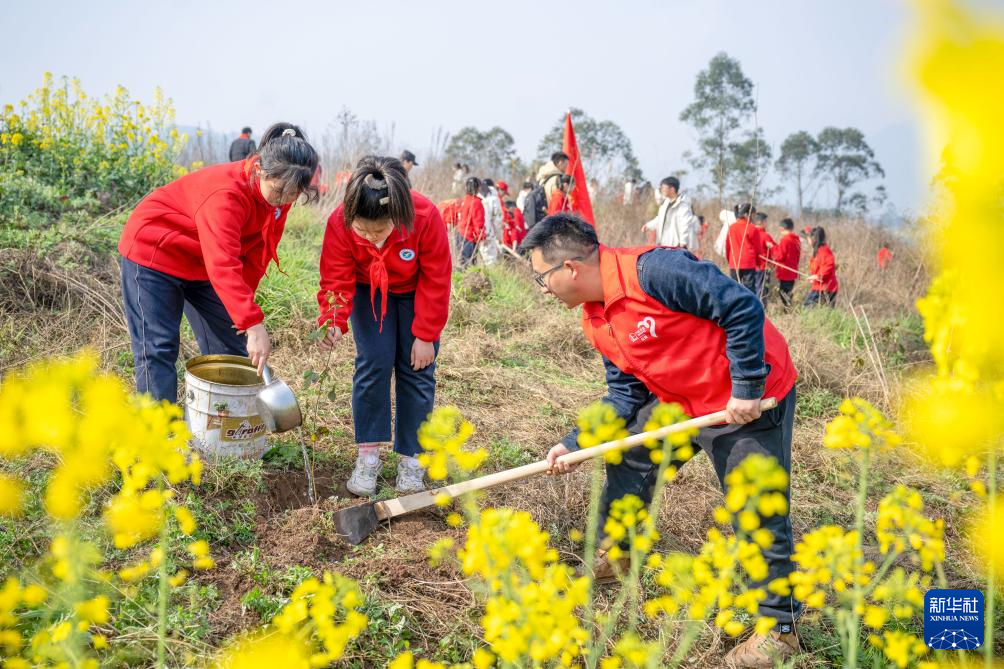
[256,365,303,433]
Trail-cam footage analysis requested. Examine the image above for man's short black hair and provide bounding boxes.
[551,151,570,164]
[504,199,517,208]
[660,176,680,191]
[754,212,768,223]
[521,213,598,263]
[780,217,794,230]
[241,126,252,135]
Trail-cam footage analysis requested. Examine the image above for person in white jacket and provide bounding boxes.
[642,176,700,249]
[715,207,738,258]
[478,180,503,266]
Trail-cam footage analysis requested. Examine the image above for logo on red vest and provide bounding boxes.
[628,316,658,343]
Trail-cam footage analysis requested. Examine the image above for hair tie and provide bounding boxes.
[363,174,388,191]
[379,196,390,205]
[281,128,296,138]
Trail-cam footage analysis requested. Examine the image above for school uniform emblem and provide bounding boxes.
[399,248,416,261]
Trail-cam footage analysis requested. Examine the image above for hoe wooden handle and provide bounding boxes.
[374,398,778,520]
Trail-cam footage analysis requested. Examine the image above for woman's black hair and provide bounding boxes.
[343,156,415,231]
[736,202,756,219]
[465,177,482,196]
[810,226,827,256]
[255,122,320,203]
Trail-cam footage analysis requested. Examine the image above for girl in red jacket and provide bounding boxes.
[547,175,573,215]
[805,226,838,307]
[725,203,760,295]
[118,122,318,402]
[769,217,802,310]
[317,156,452,496]
[458,177,485,267]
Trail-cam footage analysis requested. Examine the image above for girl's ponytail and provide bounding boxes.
[255,122,320,204]
[343,156,415,231]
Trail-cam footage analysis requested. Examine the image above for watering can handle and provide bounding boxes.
[261,365,273,384]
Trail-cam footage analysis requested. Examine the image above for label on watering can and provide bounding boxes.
[220,416,266,442]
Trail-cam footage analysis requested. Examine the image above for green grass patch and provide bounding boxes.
[796,386,843,419]
[256,206,326,326]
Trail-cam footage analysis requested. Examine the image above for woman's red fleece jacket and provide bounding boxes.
[117,158,290,331]
[317,191,452,342]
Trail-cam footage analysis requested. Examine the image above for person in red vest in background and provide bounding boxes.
[502,199,527,248]
[548,175,574,215]
[437,198,462,228]
[524,214,803,667]
[458,177,486,267]
[725,203,761,296]
[334,164,353,189]
[313,164,329,195]
[769,218,802,310]
[805,226,838,307]
[752,212,775,304]
[317,156,452,497]
[118,123,318,402]
[228,126,256,162]
[877,243,894,270]
[437,197,464,256]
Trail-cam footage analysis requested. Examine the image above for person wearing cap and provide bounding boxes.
[495,181,515,243]
[400,150,418,174]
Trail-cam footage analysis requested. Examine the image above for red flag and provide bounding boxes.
[562,112,595,227]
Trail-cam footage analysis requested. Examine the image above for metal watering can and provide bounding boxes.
[256,366,303,433]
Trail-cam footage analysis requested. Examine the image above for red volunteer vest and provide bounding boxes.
[581,246,798,419]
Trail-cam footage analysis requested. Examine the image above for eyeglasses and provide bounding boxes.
[533,257,582,288]
[532,246,597,288]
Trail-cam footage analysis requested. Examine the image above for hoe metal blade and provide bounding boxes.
[333,501,380,545]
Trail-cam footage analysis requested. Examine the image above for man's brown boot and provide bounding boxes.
[576,549,630,583]
[724,625,800,668]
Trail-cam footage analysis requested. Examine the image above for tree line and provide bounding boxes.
[443,52,886,215]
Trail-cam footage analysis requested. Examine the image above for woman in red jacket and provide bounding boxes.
[317,156,452,496]
[805,226,838,307]
[118,122,318,402]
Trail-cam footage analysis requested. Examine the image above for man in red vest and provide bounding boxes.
[524,213,801,667]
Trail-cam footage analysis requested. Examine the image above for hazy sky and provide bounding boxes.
[2,0,958,215]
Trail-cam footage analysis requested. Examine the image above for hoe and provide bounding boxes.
[333,398,777,545]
